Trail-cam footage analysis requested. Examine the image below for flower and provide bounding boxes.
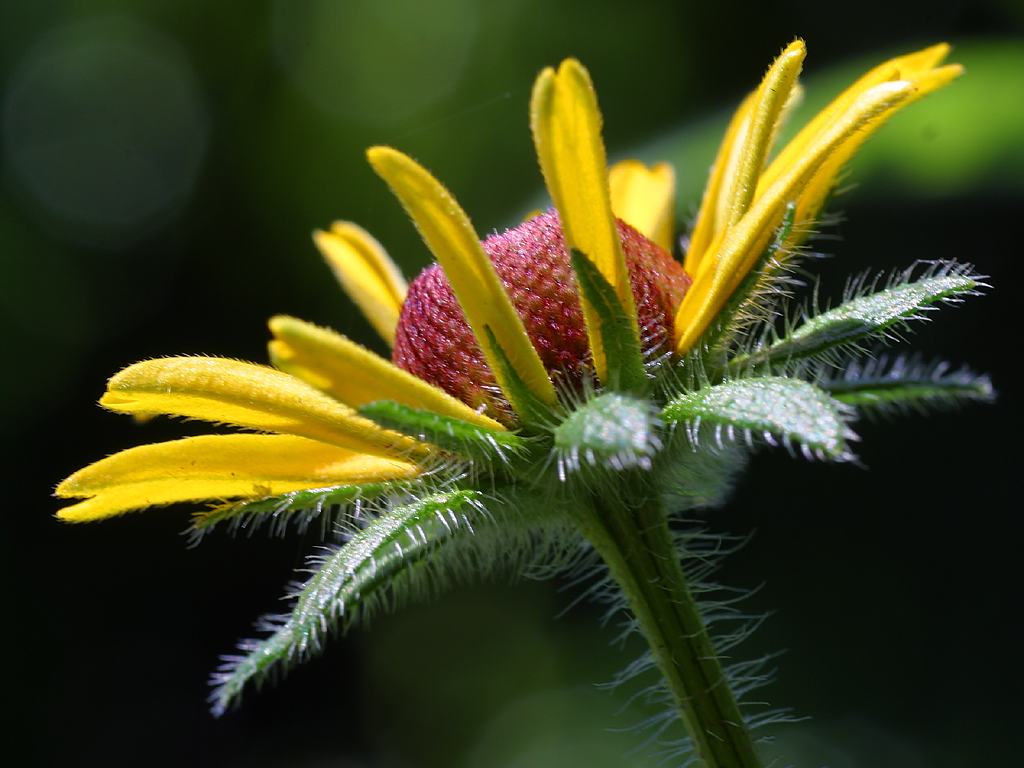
[55,40,960,522]
[54,41,987,746]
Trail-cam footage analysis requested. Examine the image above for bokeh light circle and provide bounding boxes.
[3,16,208,249]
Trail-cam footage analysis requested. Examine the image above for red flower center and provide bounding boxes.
[393,210,691,416]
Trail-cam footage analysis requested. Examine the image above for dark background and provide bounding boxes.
[3,1,1021,766]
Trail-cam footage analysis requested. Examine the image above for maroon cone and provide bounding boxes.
[393,210,691,417]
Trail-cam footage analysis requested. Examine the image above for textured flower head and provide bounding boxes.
[391,209,691,418]
[54,41,988,736]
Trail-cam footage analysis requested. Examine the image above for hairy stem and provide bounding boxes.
[577,491,762,768]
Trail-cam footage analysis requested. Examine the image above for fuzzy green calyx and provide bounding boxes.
[569,249,648,393]
[663,377,855,461]
[824,355,995,415]
[189,481,402,541]
[554,391,660,475]
[209,489,487,716]
[733,262,983,370]
[358,400,528,465]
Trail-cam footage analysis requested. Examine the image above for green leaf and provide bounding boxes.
[662,376,855,460]
[735,263,982,369]
[823,356,994,415]
[188,481,409,542]
[570,249,647,393]
[553,391,660,476]
[359,400,528,464]
[209,489,484,716]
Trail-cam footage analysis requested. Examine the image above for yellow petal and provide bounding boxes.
[268,315,506,430]
[530,59,637,381]
[313,222,407,346]
[794,63,963,228]
[758,43,952,196]
[99,357,430,459]
[55,434,420,522]
[366,146,556,408]
[687,46,806,294]
[684,91,756,276]
[910,61,963,98]
[675,80,917,353]
[720,40,806,230]
[608,160,676,252]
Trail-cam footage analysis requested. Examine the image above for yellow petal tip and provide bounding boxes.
[781,38,807,58]
[53,479,75,499]
[556,57,584,76]
[267,338,294,361]
[99,391,130,407]
[268,314,297,335]
[942,62,965,79]
[311,219,406,346]
[366,145,401,171]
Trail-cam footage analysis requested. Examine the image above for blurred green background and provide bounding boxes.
[3,1,1021,766]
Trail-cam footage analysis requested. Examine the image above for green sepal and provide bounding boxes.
[570,249,647,393]
[188,481,407,541]
[483,325,553,430]
[209,489,484,716]
[359,400,528,464]
[662,376,855,460]
[824,356,994,414]
[553,391,660,476]
[734,264,982,369]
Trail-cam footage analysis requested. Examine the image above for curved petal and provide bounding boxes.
[366,146,556,411]
[719,40,806,230]
[685,41,806,276]
[679,48,960,348]
[56,434,420,522]
[758,43,954,196]
[100,357,431,459]
[608,160,676,252]
[313,222,407,346]
[793,63,963,228]
[675,80,916,353]
[268,315,506,430]
[530,58,637,382]
[685,91,755,276]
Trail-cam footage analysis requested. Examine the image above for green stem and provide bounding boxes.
[576,491,763,768]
